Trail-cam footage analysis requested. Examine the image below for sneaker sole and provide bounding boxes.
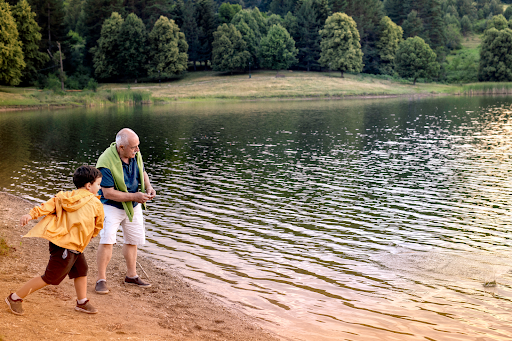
[124,282,152,288]
[75,306,98,314]
[95,289,109,294]
[5,297,24,316]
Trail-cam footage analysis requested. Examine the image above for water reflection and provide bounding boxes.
[2,97,512,340]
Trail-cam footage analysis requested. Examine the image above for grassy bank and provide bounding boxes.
[0,70,506,109]
[0,86,152,108]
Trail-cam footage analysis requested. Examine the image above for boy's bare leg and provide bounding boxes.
[74,276,87,300]
[16,276,48,298]
[96,244,113,281]
[122,244,137,278]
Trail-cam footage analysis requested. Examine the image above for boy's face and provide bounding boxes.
[86,177,102,195]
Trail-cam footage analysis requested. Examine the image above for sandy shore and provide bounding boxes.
[0,192,280,341]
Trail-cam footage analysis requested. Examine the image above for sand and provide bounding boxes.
[0,192,280,341]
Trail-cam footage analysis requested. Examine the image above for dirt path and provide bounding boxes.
[0,192,280,341]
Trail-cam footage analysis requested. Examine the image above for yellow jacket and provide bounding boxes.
[24,189,104,252]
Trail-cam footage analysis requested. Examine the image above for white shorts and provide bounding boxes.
[99,204,145,245]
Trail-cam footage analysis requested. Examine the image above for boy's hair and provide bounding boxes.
[73,165,102,189]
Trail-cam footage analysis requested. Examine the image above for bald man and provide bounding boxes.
[94,128,156,294]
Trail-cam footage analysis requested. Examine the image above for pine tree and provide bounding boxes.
[195,0,217,67]
[91,12,123,79]
[181,0,199,69]
[339,0,384,73]
[259,24,298,76]
[147,16,188,78]
[0,0,25,85]
[319,12,363,77]
[212,23,251,73]
[294,0,323,71]
[11,0,49,84]
[28,0,67,52]
[402,10,424,38]
[83,0,122,49]
[376,16,403,75]
[269,0,296,17]
[118,13,147,80]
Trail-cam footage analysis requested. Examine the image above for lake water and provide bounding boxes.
[2,96,512,340]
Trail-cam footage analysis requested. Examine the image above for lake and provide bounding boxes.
[2,96,512,340]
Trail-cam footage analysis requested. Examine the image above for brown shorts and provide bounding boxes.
[41,242,88,285]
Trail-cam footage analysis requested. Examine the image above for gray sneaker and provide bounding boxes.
[95,280,109,294]
[124,276,151,288]
[75,299,98,314]
[5,294,24,315]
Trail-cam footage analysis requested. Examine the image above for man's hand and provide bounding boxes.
[146,186,156,200]
[133,192,151,203]
[20,214,32,226]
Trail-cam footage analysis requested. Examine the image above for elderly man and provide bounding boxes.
[94,128,156,294]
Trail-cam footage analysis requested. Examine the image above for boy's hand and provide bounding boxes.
[20,214,32,226]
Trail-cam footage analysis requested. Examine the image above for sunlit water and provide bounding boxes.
[2,97,512,340]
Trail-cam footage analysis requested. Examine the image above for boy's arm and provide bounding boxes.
[20,197,58,226]
[92,204,105,238]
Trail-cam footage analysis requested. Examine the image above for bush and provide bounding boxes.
[85,79,98,92]
[45,73,63,92]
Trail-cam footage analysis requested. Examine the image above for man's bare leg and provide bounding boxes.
[122,244,138,278]
[96,244,113,281]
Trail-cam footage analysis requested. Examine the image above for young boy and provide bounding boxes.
[5,165,105,315]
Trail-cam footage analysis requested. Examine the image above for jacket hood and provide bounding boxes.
[56,189,98,212]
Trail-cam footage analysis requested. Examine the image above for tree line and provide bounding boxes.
[1,0,512,88]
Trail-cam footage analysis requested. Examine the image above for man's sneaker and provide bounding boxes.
[5,293,24,315]
[75,300,98,314]
[124,276,151,288]
[95,280,109,294]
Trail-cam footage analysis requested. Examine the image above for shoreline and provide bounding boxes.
[0,191,280,341]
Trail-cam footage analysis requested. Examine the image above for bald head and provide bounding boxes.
[116,128,140,161]
[116,128,138,147]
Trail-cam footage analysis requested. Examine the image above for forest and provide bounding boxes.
[1,0,512,89]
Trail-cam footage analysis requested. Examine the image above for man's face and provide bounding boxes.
[120,135,140,159]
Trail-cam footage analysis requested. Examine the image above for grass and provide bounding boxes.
[0,87,153,107]
[461,82,512,94]
[0,237,12,256]
[145,70,458,101]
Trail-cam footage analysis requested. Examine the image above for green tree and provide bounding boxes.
[294,0,330,71]
[181,0,200,70]
[147,16,188,78]
[460,15,472,35]
[118,13,148,80]
[195,0,217,67]
[258,24,297,76]
[505,6,512,20]
[269,0,297,17]
[0,0,25,85]
[376,16,403,75]
[487,14,508,30]
[337,0,384,74]
[26,0,67,52]
[445,50,478,83]
[319,12,363,77]
[83,0,122,51]
[402,10,423,38]
[64,0,87,37]
[212,23,250,73]
[91,12,123,80]
[218,2,241,24]
[395,36,439,84]
[232,8,267,68]
[478,26,512,81]
[11,0,49,84]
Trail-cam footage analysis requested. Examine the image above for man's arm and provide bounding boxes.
[144,171,156,199]
[102,187,150,203]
